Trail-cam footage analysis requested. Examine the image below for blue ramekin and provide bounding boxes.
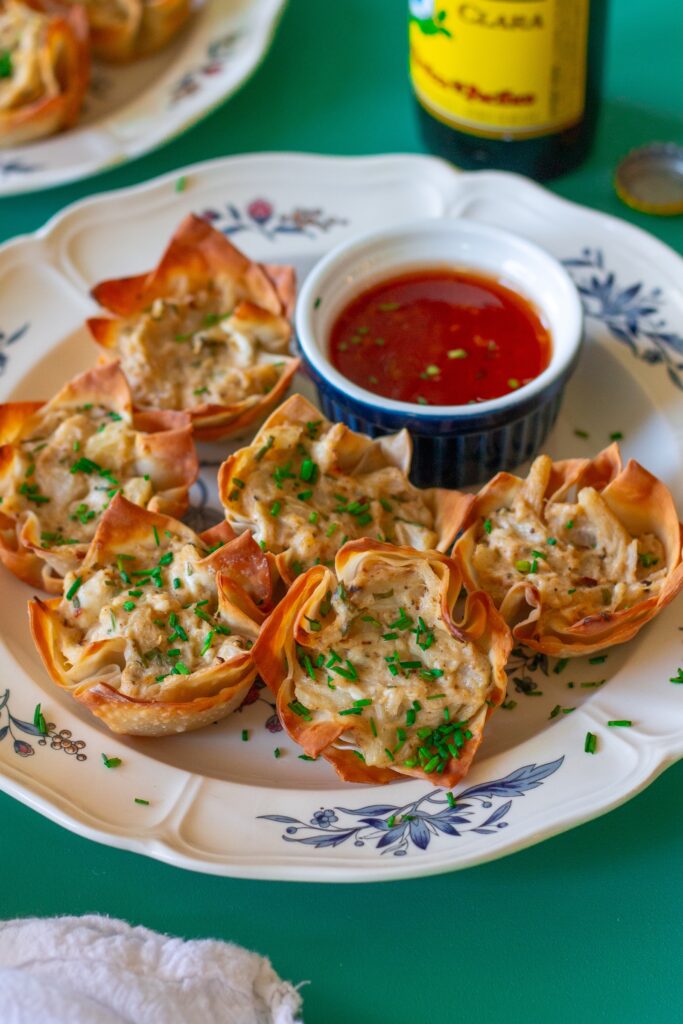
[294,219,584,489]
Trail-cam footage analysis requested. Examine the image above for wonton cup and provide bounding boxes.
[87,214,299,441]
[0,362,198,592]
[451,444,683,657]
[29,495,275,736]
[0,0,90,148]
[253,539,511,787]
[76,0,191,62]
[219,393,471,587]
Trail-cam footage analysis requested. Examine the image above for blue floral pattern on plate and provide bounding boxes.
[200,198,348,241]
[564,248,683,389]
[0,690,87,760]
[0,322,29,375]
[259,757,564,857]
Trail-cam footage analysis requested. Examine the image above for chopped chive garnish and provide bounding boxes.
[134,798,150,805]
[300,458,318,483]
[501,700,517,710]
[176,176,187,192]
[273,747,281,759]
[565,519,574,529]
[589,655,607,664]
[554,658,569,674]
[447,348,467,360]
[297,490,313,501]
[584,731,597,754]
[609,431,623,441]
[66,577,82,601]
[288,700,312,721]
[331,659,358,681]
[242,729,249,741]
[669,668,683,684]
[270,500,281,517]
[574,429,589,439]
[152,526,160,546]
[255,436,274,461]
[122,600,136,612]
[101,754,121,768]
[515,560,531,573]
[608,720,632,727]
[201,631,214,655]
[483,518,492,534]
[173,663,190,675]
[549,705,561,720]
[173,577,181,589]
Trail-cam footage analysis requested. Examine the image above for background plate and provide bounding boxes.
[0,0,287,196]
[0,153,682,881]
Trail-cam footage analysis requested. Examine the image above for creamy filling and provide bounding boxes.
[290,562,492,772]
[116,294,290,411]
[60,536,250,695]
[0,4,59,112]
[471,459,666,630]
[0,402,159,547]
[225,421,438,576]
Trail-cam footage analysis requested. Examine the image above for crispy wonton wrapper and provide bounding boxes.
[78,0,191,62]
[253,539,511,787]
[451,444,683,657]
[0,0,90,147]
[0,362,198,592]
[87,214,299,441]
[29,495,275,736]
[219,393,471,586]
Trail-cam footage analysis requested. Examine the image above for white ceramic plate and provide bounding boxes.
[0,0,287,196]
[1,153,682,882]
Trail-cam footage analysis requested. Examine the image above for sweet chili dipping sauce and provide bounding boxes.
[329,268,551,407]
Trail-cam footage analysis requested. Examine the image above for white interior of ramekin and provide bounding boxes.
[295,218,584,418]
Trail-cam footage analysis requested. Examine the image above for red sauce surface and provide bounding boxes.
[329,268,552,407]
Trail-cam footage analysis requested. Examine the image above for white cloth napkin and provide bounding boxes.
[0,915,303,1024]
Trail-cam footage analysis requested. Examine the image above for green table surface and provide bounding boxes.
[2,2,683,1021]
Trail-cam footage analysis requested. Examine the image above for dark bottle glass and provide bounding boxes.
[409,1,609,181]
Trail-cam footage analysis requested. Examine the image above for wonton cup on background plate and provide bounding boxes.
[29,495,275,736]
[252,539,511,787]
[0,362,198,592]
[0,0,90,147]
[74,0,191,63]
[452,444,683,657]
[87,214,299,441]
[218,393,470,587]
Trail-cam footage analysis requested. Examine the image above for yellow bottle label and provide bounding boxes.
[409,0,591,140]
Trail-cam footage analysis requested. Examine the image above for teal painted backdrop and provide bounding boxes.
[1,2,682,1021]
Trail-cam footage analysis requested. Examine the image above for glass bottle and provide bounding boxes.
[409,1,609,181]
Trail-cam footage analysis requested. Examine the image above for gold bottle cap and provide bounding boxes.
[615,143,683,216]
